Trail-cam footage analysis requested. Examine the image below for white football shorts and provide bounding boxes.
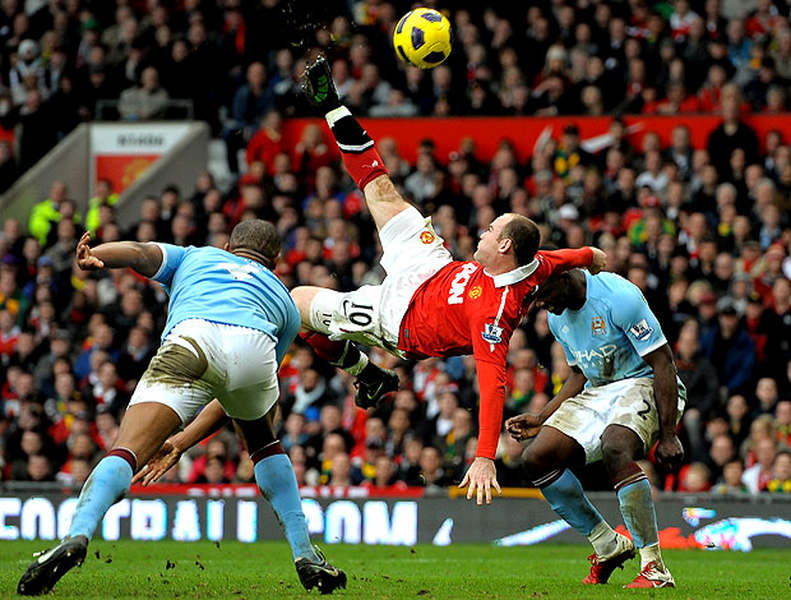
[128,318,280,423]
[310,206,452,353]
[542,377,686,464]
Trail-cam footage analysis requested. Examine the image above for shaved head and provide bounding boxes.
[229,219,281,267]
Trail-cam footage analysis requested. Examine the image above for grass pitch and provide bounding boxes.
[1,540,788,599]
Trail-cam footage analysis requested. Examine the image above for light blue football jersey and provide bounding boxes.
[151,243,301,364]
[547,271,668,388]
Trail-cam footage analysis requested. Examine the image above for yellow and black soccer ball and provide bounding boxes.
[393,8,452,69]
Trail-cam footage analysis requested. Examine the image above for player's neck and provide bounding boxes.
[567,273,587,311]
[232,248,273,269]
[482,256,518,276]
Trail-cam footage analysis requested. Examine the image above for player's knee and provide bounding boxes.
[290,286,313,311]
[523,445,552,473]
[601,435,640,476]
[601,443,630,474]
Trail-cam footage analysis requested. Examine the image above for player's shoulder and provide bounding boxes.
[588,271,642,300]
[588,272,650,320]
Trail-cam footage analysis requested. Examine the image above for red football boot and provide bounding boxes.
[582,533,636,584]
[624,561,676,589]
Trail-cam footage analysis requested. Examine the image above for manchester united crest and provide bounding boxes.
[420,231,435,244]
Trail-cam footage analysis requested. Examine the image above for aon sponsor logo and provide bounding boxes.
[447,263,479,305]
[571,343,618,363]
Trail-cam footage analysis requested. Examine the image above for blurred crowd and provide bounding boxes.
[0,0,791,496]
[6,0,791,184]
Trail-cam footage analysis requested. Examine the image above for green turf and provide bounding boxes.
[1,540,788,599]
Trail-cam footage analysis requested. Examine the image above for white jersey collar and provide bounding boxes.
[487,259,539,288]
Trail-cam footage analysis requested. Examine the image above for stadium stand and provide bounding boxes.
[1,1,790,496]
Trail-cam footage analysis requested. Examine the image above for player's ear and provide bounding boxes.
[223,242,230,252]
[498,237,512,255]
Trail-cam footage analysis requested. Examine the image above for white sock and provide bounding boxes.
[587,520,619,558]
[639,542,663,570]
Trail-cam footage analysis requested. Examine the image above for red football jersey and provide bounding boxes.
[398,247,594,459]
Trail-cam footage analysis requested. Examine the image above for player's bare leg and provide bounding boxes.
[361,174,412,231]
[601,425,675,588]
[302,56,412,232]
[298,57,419,407]
[290,286,398,409]
[524,426,635,584]
[18,402,181,595]
[234,409,346,594]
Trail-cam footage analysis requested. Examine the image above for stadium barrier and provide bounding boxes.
[0,121,209,227]
[281,114,791,165]
[1,485,789,550]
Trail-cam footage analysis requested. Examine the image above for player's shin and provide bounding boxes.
[537,469,619,557]
[324,106,388,190]
[614,467,663,569]
[68,448,137,539]
[251,442,319,562]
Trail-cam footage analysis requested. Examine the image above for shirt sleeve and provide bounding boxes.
[149,243,188,286]
[610,286,667,357]
[474,360,507,460]
[469,288,515,460]
[534,247,593,279]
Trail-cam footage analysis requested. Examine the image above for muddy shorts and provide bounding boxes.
[128,319,280,423]
[543,377,685,464]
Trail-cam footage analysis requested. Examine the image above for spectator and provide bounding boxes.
[416,445,451,488]
[700,297,757,396]
[706,89,759,181]
[764,450,791,493]
[495,435,529,487]
[27,181,70,247]
[676,328,719,461]
[743,437,777,493]
[713,458,750,494]
[118,65,169,120]
[246,110,286,174]
[23,454,54,482]
[224,62,273,175]
[187,439,236,484]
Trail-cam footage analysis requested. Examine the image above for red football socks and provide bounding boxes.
[325,106,388,189]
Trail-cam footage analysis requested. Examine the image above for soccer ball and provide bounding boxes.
[393,8,452,69]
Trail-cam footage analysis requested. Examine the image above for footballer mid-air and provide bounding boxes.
[292,55,607,505]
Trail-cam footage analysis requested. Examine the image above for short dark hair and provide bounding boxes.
[229,219,281,266]
[498,214,540,266]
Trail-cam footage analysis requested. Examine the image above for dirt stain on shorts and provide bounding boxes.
[140,336,208,388]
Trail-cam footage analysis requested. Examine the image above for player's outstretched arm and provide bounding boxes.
[302,56,409,229]
[506,366,586,441]
[133,399,230,486]
[76,232,163,278]
[643,344,684,472]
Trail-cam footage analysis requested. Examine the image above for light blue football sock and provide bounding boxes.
[68,456,132,540]
[540,469,606,537]
[254,453,318,561]
[616,477,659,549]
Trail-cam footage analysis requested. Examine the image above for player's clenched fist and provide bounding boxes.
[506,413,544,441]
[75,232,105,271]
[588,248,607,274]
